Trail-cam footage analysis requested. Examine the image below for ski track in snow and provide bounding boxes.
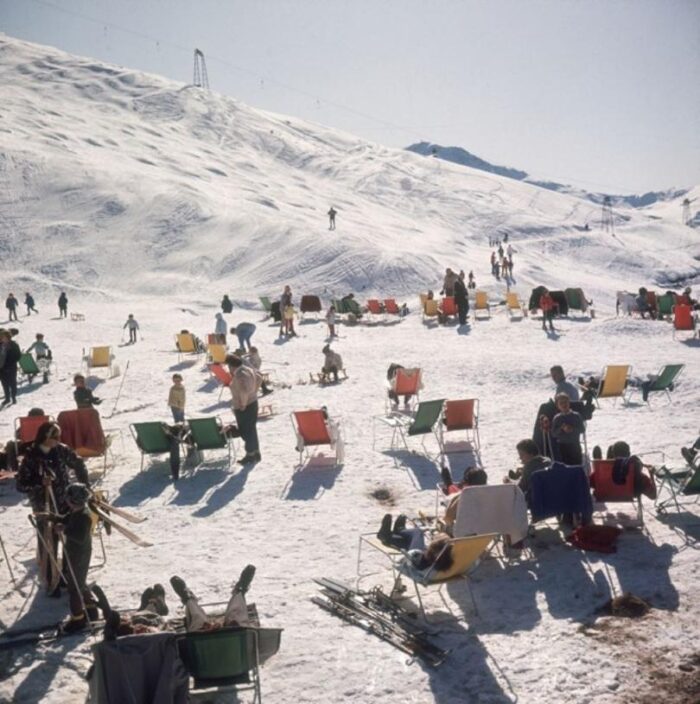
[0,33,699,704]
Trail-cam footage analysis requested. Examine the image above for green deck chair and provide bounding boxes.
[179,627,266,703]
[130,422,173,471]
[564,288,588,314]
[656,293,675,318]
[187,417,233,468]
[331,298,347,315]
[259,296,272,316]
[642,364,684,405]
[19,353,40,382]
[655,459,700,514]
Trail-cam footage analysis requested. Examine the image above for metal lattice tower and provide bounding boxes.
[193,49,209,89]
[682,197,695,226]
[601,195,615,235]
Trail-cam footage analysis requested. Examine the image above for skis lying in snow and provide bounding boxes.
[91,498,147,524]
[90,505,152,547]
[312,578,448,667]
[0,619,106,651]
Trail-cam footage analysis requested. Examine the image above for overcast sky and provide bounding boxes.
[2,0,698,193]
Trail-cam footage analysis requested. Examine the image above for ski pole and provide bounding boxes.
[0,530,16,588]
[107,360,129,418]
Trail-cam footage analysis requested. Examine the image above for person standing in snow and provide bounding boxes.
[26,333,52,383]
[230,322,256,351]
[58,292,68,318]
[539,289,557,332]
[279,285,293,337]
[243,346,273,396]
[326,304,337,338]
[506,244,514,259]
[441,268,459,297]
[551,393,584,466]
[5,294,18,322]
[327,207,337,231]
[0,328,21,406]
[74,374,102,408]
[25,292,38,316]
[214,313,227,344]
[453,271,470,325]
[467,270,476,290]
[221,295,233,314]
[226,354,261,465]
[123,314,140,344]
[168,374,186,423]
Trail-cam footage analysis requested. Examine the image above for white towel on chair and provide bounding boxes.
[453,484,529,543]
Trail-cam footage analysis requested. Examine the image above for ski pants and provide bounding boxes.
[234,400,259,455]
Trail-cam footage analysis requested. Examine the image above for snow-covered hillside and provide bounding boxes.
[1,35,700,704]
[1,34,698,307]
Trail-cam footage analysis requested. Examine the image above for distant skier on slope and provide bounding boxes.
[327,206,337,231]
[123,314,140,344]
[221,294,233,314]
[58,292,68,318]
[5,293,18,322]
[25,292,38,316]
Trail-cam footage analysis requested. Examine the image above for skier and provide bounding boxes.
[221,294,233,314]
[0,328,21,406]
[279,285,293,337]
[441,268,459,297]
[226,354,261,465]
[453,271,470,325]
[25,292,38,316]
[539,288,557,332]
[467,270,476,290]
[326,304,337,338]
[214,313,228,343]
[58,292,68,318]
[123,314,140,344]
[5,293,18,322]
[327,206,337,231]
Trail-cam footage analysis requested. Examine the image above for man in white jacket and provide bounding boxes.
[227,354,261,464]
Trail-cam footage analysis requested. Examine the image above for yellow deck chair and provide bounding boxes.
[422,299,439,322]
[85,346,115,376]
[595,364,631,406]
[176,333,200,362]
[208,343,227,364]
[473,291,490,320]
[506,292,524,319]
[394,533,497,620]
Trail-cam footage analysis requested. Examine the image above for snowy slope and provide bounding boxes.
[1,35,700,704]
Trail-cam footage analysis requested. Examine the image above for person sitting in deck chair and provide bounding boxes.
[635,287,654,319]
[600,440,655,499]
[439,467,489,535]
[321,345,343,383]
[376,514,453,572]
[505,439,551,508]
[386,363,415,408]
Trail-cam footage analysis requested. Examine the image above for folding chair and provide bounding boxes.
[439,297,458,322]
[589,459,646,524]
[384,299,401,316]
[14,414,51,470]
[187,417,234,468]
[83,346,116,377]
[393,533,497,620]
[656,293,675,319]
[422,299,439,323]
[259,296,273,319]
[505,292,524,320]
[387,367,422,412]
[300,295,322,319]
[176,333,199,362]
[207,343,228,364]
[673,304,697,340]
[344,298,364,319]
[57,408,110,471]
[473,291,490,320]
[291,410,343,465]
[366,299,384,321]
[564,288,589,317]
[374,399,445,456]
[179,627,274,704]
[439,399,480,454]
[210,363,233,400]
[627,364,684,406]
[130,422,175,472]
[18,353,41,383]
[590,365,631,406]
[653,456,700,514]
[418,293,428,308]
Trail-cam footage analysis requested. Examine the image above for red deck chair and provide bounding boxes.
[389,367,422,411]
[291,410,343,465]
[210,363,233,399]
[673,304,696,339]
[384,299,400,315]
[589,459,651,524]
[439,297,458,320]
[440,399,480,453]
[57,408,109,469]
[15,415,51,445]
[366,299,383,319]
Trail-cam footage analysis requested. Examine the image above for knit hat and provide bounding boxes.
[65,483,90,508]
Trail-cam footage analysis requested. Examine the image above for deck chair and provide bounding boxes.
[57,408,109,470]
[179,627,272,704]
[393,533,497,620]
[439,297,458,322]
[422,299,439,322]
[628,364,684,406]
[375,399,445,456]
[210,363,233,400]
[259,296,272,318]
[18,353,41,383]
[589,459,647,524]
[331,298,346,315]
[673,304,696,339]
[15,414,51,445]
[344,298,363,319]
[384,299,401,316]
[187,417,234,468]
[654,456,700,514]
[419,292,428,308]
[176,333,199,362]
[388,367,422,412]
[84,346,116,377]
[300,295,322,319]
[564,288,588,316]
[590,365,630,406]
[505,292,524,320]
[453,485,529,544]
[440,399,480,453]
[473,291,490,320]
[366,299,383,320]
[291,410,343,465]
[207,343,228,364]
[656,293,675,319]
[130,422,174,471]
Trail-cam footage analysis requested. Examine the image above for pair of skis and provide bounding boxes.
[312,578,448,667]
[89,497,151,548]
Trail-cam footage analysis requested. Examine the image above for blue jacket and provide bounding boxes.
[529,463,592,523]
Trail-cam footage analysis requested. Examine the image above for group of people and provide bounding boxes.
[5,291,69,320]
[490,246,514,280]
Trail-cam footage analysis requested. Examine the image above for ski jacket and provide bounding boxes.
[539,294,557,312]
[58,294,68,308]
[552,411,584,444]
[25,294,35,306]
[74,387,101,409]
[221,297,233,313]
[0,340,21,372]
[215,314,227,336]
[5,297,17,310]
[123,318,139,331]
[323,350,343,372]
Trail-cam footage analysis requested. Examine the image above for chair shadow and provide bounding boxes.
[168,360,198,372]
[168,467,231,506]
[457,324,471,336]
[192,463,255,518]
[281,457,342,500]
[656,510,700,548]
[680,338,700,347]
[273,337,290,346]
[382,450,442,491]
[442,443,481,472]
[197,379,220,393]
[112,465,170,507]
[198,401,230,414]
[299,318,321,325]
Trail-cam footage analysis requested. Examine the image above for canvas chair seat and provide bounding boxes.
[300,295,322,315]
[384,298,400,315]
[653,457,700,514]
[366,299,383,317]
[440,399,480,453]
[439,297,457,318]
[208,344,228,364]
[187,417,234,467]
[673,304,696,339]
[590,364,631,405]
[589,459,650,524]
[422,299,439,321]
[506,292,524,319]
[57,408,110,471]
[210,364,233,400]
[130,422,175,472]
[292,410,343,465]
[452,485,529,543]
[84,346,116,377]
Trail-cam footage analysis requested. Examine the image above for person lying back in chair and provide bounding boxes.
[439,466,488,535]
[376,514,453,573]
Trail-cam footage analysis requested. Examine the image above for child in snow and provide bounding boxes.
[26,333,52,383]
[123,314,140,344]
[326,305,337,338]
[74,374,102,409]
[168,374,186,423]
[25,292,38,315]
[551,393,584,465]
[321,345,343,383]
[283,305,297,337]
